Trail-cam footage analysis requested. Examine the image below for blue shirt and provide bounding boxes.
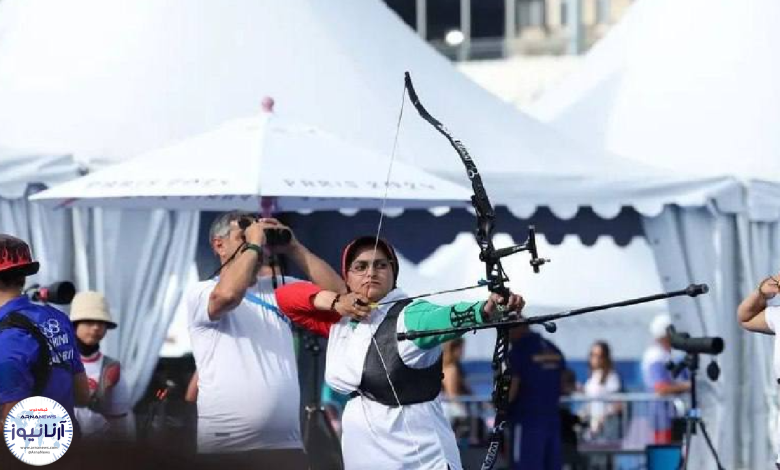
[508,331,566,420]
[0,296,85,419]
[641,343,687,430]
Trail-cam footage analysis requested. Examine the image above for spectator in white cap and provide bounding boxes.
[640,313,691,443]
[70,291,135,440]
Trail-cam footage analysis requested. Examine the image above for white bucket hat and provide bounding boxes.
[70,291,117,329]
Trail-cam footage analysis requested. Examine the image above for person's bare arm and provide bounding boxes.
[737,276,779,334]
[311,291,371,321]
[654,381,690,395]
[208,223,266,321]
[442,365,460,399]
[185,372,198,403]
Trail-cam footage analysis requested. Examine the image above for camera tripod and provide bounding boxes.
[675,353,724,470]
[300,330,344,470]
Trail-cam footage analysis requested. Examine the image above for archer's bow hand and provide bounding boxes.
[482,292,525,322]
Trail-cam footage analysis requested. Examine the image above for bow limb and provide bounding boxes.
[403,73,508,295]
[404,72,512,470]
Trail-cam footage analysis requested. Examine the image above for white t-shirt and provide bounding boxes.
[763,305,780,465]
[641,343,672,390]
[186,276,302,454]
[74,352,134,439]
[582,369,622,431]
[325,289,462,470]
[764,306,780,379]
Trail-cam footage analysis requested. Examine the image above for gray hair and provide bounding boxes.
[209,211,254,240]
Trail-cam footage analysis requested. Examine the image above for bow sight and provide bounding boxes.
[487,226,549,274]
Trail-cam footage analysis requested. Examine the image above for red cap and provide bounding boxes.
[0,235,40,277]
[341,236,399,288]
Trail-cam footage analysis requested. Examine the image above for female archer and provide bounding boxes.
[275,235,525,470]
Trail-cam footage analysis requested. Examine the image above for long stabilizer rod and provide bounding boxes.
[398,284,708,341]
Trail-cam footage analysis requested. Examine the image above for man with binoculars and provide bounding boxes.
[185,211,357,469]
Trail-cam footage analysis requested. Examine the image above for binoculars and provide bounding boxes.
[238,217,292,247]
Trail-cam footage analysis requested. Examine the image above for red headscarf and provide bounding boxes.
[340,236,399,288]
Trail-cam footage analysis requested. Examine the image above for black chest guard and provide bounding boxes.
[357,299,443,407]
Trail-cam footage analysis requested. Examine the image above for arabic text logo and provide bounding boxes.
[3,396,73,466]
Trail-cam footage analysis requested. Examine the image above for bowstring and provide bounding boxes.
[362,80,425,469]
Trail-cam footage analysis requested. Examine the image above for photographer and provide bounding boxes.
[186,211,344,469]
[641,314,690,444]
[0,234,89,423]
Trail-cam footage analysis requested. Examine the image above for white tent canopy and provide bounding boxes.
[530,0,780,220]
[0,147,78,285]
[0,146,79,199]
[533,0,780,467]
[532,0,780,182]
[0,0,743,219]
[30,112,472,211]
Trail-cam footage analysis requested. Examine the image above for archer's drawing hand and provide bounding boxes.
[334,292,372,321]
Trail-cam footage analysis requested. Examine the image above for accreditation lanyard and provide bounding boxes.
[213,276,291,327]
[243,291,291,327]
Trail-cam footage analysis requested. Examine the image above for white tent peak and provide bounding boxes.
[533,0,780,185]
[261,96,275,113]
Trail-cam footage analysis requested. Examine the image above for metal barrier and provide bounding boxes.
[562,393,685,449]
[441,393,687,469]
